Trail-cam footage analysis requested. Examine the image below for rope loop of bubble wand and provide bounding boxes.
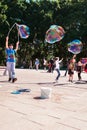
[15,23,20,50]
[7,23,17,37]
[15,23,20,42]
[7,23,20,49]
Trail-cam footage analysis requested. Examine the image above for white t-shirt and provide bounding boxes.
[55,59,62,69]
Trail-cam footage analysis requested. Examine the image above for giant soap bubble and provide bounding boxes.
[45,25,65,44]
[68,39,83,54]
[17,24,30,39]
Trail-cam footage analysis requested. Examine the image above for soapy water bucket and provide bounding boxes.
[41,87,52,99]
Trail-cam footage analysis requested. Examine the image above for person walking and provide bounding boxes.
[5,36,19,83]
[35,58,40,70]
[43,58,47,70]
[55,57,63,82]
[3,56,8,76]
[77,59,83,81]
[64,58,70,76]
[68,61,74,82]
[3,66,8,76]
[68,55,76,82]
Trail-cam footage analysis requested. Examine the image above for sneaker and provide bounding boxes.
[68,79,70,82]
[55,79,58,83]
[12,78,17,83]
[8,78,11,82]
[78,78,82,81]
[71,80,73,83]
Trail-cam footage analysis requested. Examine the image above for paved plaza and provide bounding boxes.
[0,68,87,130]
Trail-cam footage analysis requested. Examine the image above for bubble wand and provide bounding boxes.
[7,23,17,37]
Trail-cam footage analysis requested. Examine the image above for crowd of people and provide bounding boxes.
[3,36,87,83]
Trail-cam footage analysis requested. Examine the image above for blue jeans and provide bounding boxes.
[56,69,60,80]
[7,62,16,79]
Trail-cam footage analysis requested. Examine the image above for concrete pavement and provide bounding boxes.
[0,68,87,130]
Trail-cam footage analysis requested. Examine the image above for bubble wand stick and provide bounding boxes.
[7,23,17,37]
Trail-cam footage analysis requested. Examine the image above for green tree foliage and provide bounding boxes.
[0,0,87,66]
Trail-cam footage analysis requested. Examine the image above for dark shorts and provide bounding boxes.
[77,66,81,72]
[68,69,74,75]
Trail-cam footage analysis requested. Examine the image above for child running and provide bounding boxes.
[55,57,63,82]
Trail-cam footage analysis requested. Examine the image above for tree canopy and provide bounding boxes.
[0,0,87,67]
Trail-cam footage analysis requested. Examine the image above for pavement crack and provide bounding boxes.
[56,121,80,130]
[8,108,27,116]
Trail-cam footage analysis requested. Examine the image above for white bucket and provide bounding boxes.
[41,87,52,99]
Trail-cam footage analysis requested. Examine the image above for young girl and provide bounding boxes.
[68,61,74,82]
[68,55,76,82]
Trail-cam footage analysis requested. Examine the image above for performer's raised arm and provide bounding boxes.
[6,36,9,49]
[15,41,19,51]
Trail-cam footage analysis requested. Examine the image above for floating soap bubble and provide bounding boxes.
[7,23,30,42]
[45,25,65,44]
[50,25,58,30]
[16,24,30,39]
[68,39,83,54]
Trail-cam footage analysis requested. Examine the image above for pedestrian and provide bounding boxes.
[55,57,63,82]
[47,58,54,73]
[50,58,54,73]
[29,60,33,69]
[3,55,8,76]
[5,36,19,83]
[71,54,76,67]
[68,55,76,82]
[35,58,40,70]
[64,58,70,76]
[43,58,47,70]
[47,60,51,72]
[68,60,74,82]
[84,63,87,72]
[77,59,83,81]
[3,66,8,76]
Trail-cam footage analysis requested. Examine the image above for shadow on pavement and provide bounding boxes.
[74,80,87,84]
[33,96,46,100]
